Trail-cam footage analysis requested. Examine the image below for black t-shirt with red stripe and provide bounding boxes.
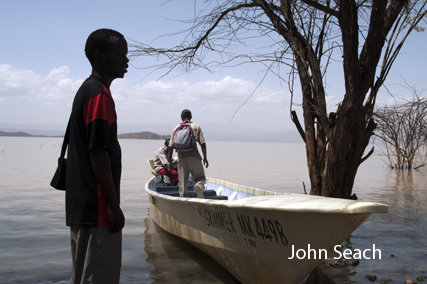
[66,75,121,227]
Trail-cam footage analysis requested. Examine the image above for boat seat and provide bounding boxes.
[156,185,194,193]
[155,184,228,200]
[160,193,228,200]
[159,189,217,197]
[205,195,228,200]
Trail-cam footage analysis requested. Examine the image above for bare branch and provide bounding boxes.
[374,86,427,169]
[299,0,340,17]
[130,0,427,197]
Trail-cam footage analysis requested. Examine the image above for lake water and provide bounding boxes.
[0,136,426,284]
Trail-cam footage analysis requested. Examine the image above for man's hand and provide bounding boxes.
[90,148,125,234]
[108,206,125,234]
[168,160,174,172]
[201,143,209,168]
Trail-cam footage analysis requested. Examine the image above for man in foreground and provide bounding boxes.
[65,28,128,284]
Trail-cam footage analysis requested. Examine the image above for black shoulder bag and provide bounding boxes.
[50,121,70,191]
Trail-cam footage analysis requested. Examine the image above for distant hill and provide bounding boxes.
[0,123,303,142]
[0,129,168,140]
[0,130,38,137]
[117,131,170,140]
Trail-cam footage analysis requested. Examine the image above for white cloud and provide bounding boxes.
[0,64,81,106]
[0,64,293,129]
[112,75,288,110]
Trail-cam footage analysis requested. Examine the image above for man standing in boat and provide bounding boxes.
[168,109,209,198]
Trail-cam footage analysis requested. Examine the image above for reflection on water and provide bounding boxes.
[144,213,240,284]
[383,170,427,227]
[323,156,427,283]
[0,137,426,283]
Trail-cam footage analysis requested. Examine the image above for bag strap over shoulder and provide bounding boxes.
[60,118,71,159]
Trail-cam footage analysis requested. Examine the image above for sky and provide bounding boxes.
[1,0,427,134]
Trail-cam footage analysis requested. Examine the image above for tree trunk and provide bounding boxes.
[301,86,376,198]
[322,109,371,198]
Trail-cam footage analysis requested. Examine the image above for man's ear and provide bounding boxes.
[94,50,105,64]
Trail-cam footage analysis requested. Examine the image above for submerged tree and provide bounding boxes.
[131,0,427,198]
[374,92,427,170]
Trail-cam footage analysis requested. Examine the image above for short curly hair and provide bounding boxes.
[85,29,124,64]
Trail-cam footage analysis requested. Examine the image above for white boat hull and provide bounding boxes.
[145,176,388,284]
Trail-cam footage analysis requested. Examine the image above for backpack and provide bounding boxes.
[172,121,194,152]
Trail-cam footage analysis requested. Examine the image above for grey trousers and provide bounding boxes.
[178,156,206,197]
[70,226,122,284]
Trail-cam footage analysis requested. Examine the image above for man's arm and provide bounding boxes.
[168,147,174,171]
[201,143,209,168]
[90,148,125,234]
[159,148,170,169]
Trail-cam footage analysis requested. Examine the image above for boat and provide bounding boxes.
[145,159,388,284]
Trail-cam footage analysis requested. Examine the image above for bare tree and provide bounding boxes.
[374,91,427,170]
[131,0,427,198]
